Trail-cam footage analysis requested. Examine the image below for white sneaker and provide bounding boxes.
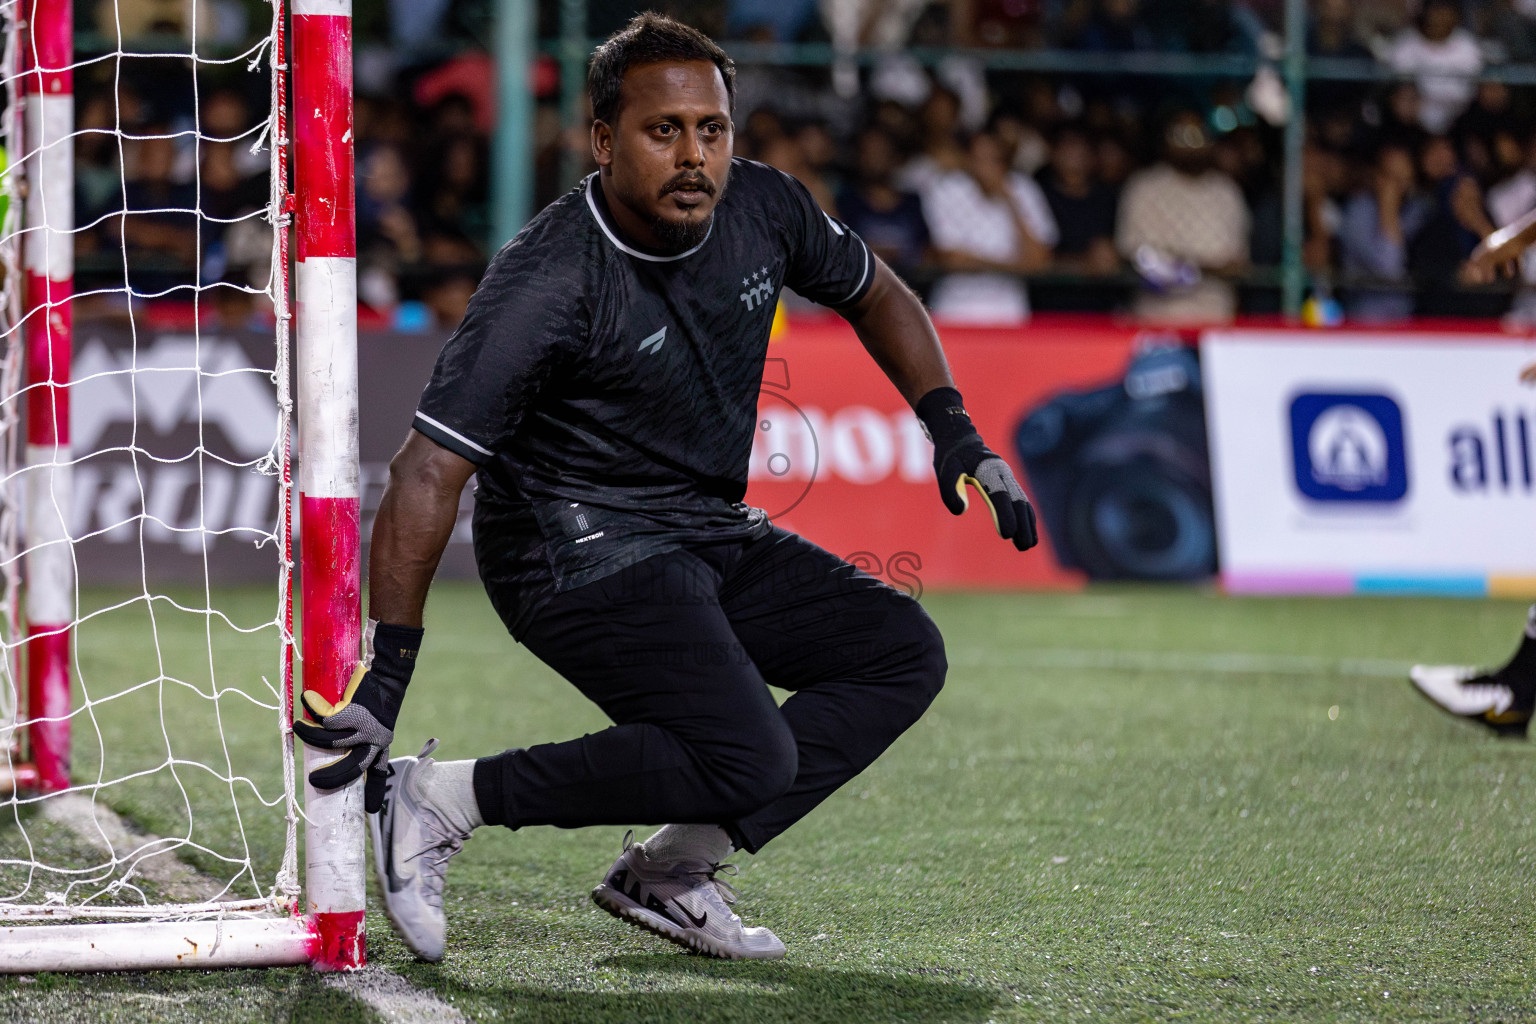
[591,831,786,960]
[370,738,471,961]
[1409,664,1532,737]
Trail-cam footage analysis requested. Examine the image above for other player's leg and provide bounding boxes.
[1409,604,1536,736]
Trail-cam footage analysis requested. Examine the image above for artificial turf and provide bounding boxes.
[0,584,1533,1022]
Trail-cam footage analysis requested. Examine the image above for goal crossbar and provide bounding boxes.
[0,916,321,972]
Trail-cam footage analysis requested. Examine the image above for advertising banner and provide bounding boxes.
[63,318,1142,589]
[66,323,284,585]
[746,318,1141,590]
[1202,329,1536,596]
[56,322,470,586]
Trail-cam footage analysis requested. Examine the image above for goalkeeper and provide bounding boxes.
[296,13,1038,963]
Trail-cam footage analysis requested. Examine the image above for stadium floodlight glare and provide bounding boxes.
[0,0,366,972]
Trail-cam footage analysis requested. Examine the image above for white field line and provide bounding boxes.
[323,965,469,1023]
[41,794,465,1022]
[950,648,1413,679]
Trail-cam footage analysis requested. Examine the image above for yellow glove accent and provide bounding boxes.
[300,662,367,720]
[957,474,1004,537]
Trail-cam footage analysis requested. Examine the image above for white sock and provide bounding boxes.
[642,823,733,865]
[412,758,485,834]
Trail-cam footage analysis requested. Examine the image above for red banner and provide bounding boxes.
[747,318,1141,590]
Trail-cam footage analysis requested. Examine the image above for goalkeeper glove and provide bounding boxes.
[292,621,422,813]
[916,386,1039,552]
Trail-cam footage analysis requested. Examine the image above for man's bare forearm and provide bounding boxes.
[367,431,478,627]
[843,260,954,407]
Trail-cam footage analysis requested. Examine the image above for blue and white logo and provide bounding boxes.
[1289,392,1408,502]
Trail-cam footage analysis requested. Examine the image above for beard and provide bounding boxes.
[650,211,714,253]
[647,168,731,254]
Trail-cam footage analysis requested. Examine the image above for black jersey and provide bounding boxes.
[413,159,876,636]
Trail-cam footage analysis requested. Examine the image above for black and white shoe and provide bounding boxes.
[591,831,786,960]
[1409,664,1534,737]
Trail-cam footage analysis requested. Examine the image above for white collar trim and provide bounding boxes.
[584,176,712,262]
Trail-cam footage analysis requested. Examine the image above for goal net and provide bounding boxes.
[0,0,365,972]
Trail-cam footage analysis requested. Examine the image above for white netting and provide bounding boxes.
[0,0,299,921]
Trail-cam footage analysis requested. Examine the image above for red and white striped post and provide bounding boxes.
[21,0,73,795]
[292,0,363,971]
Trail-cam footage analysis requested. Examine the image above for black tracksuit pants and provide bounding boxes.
[470,526,947,853]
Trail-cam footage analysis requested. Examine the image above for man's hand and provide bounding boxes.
[916,387,1039,552]
[293,622,422,812]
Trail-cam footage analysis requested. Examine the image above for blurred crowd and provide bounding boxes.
[72,46,492,331]
[67,0,1536,327]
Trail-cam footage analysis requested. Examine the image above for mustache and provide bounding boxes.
[660,173,717,197]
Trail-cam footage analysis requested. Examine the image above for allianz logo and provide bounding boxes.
[1308,404,1389,491]
[1450,408,1536,492]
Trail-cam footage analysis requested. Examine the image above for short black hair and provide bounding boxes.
[588,12,735,126]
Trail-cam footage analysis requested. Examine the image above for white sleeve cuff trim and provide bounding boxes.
[833,237,872,307]
[414,410,494,457]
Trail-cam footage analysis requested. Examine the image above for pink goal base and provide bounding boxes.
[0,915,354,972]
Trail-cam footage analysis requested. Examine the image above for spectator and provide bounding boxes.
[1451,81,1515,179]
[1307,0,1369,58]
[422,268,480,330]
[1337,143,1427,323]
[1486,128,1536,322]
[195,89,265,178]
[119,125,199,296]
[1037,124,1119,275]
[1095,132,1134,188]
[1485,0,1536,62]
[420,133,489,242]
[738,107,786,161]
[992,111,1051,177]
[794,122,844,200]
[1409,133,1496,312]
[836,128,931,280]
[1152,0,1265,53]
[1307,0,1372,110]
[1386,0,1482,135]
[76,93,123,261]
[921,131,1058,324]
[1115,112,1249,323]
[726,0,819,41]
[1362,82,1429,157]
[758,133,839,215]
[358,143,422,265]
[1073,0,1156,51]
[896,85,967,194]
[1301,144,1348,273]
[198,136,268,283]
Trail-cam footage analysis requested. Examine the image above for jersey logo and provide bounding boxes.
[638,327,667,354]
[740,267,772,311]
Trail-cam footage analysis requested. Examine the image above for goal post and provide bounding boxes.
[292,0,366,971]
[0,0,368,973]
[21,0,71,798]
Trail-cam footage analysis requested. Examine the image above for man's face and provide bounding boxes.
[1164,115,1212,176]
[592,60,733,254]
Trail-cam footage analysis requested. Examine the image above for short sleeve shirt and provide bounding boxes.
[413,159,876,636]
